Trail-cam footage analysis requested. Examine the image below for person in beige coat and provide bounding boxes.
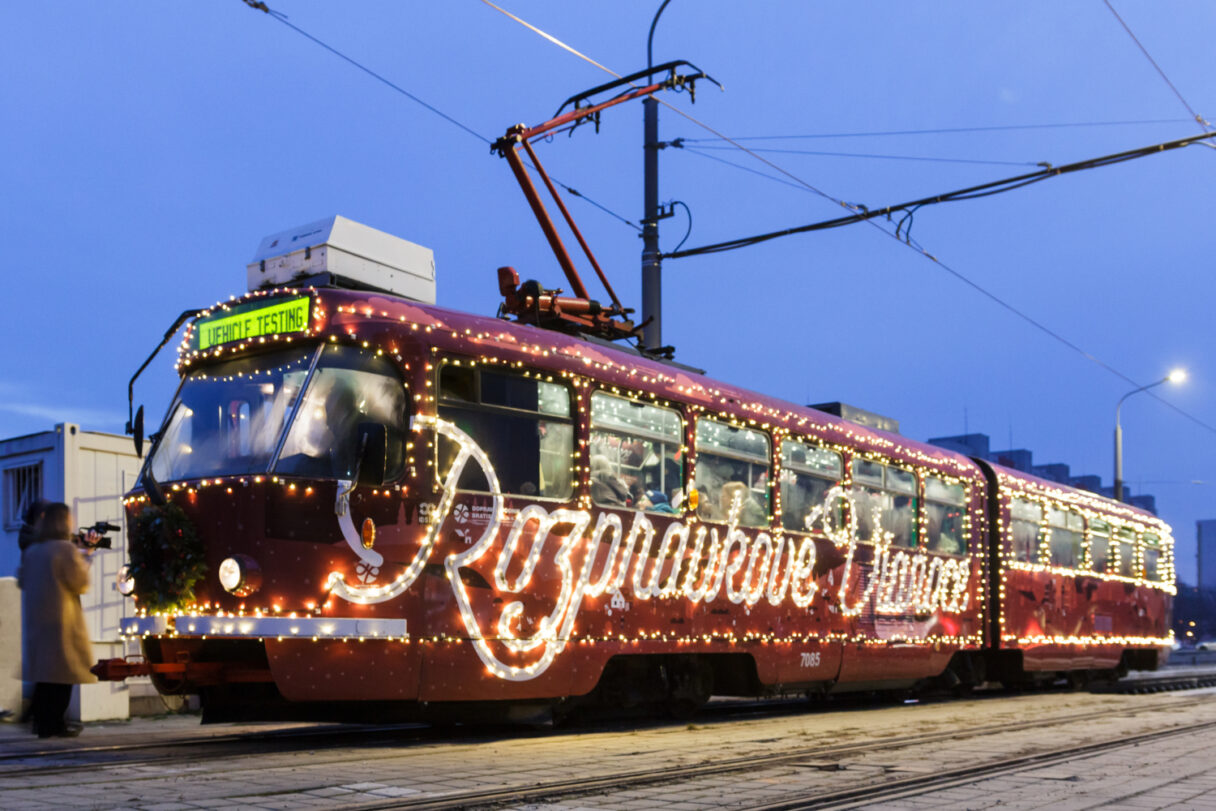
[18,502,97,737]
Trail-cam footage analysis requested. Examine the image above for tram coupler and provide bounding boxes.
[91,656,274,685]
[92,656,152,681]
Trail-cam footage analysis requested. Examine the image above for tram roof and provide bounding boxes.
[984,459,1166,529]
[298,287,987,480]
[181,286,1167,527]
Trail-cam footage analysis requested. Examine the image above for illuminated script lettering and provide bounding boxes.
[326,417,973,681]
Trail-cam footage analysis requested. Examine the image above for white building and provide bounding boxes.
[1,423,142,721]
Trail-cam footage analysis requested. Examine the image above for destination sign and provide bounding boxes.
[194,295,311,350]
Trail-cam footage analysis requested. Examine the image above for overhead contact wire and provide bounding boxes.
[668,131,1216,257]
[249,2,491,145]
[240,0,637,230]
[1102,0,1212,132]
[684,144,1042,167]
[674,118,1193,141]
[477,1,1216,436]
[476,0,622,79]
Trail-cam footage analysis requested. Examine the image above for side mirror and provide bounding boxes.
[133,406,145,459]
[355,423,388,486]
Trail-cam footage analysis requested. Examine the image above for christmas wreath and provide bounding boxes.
[128,502,207,613]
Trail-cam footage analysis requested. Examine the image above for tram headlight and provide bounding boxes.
[116,565,136,596]
[218,554,262,597]
[361,517,376,549]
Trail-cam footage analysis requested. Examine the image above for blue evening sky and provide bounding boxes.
[2,2,1212,580]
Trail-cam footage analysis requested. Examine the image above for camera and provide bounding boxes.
[74,520,120,550]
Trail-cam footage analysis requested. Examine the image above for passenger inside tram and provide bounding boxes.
[589,454,631,507]
[588,437,682,511]
[926,504,965,554]
[276,379,360,478]
[718,480,767,526]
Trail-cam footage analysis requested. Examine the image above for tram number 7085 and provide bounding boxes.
[799,652,822,668]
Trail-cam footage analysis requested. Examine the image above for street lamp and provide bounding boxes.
[1114,368,1186,501]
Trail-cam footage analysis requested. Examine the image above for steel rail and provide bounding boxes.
[0,697,817,779]
[1094,671,1216,694]
[4,677,1211,784]
[742,719,1216,810]
[0,722,430,771]
[340,694,1216,811]
[0,695,807,767]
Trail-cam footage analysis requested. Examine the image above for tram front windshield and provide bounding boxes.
[148,345,407,482]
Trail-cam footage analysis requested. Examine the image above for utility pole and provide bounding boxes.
[641,0,672,353]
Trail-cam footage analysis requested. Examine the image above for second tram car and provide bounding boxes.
[102,218,1174,722]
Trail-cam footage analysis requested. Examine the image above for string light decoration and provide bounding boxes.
[176,289,327,371]
[322,415,977,681]
[120,287,1172,689]
[993,469,1175,650]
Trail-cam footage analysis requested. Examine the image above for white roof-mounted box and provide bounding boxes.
[246,215,435,304]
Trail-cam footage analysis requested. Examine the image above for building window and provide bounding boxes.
[4,463,43,529]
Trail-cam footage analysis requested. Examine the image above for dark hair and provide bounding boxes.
[21,498,48,527]
[39,502,73,542]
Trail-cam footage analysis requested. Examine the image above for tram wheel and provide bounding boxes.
[665,657,712,720]
[1066,671,1090,691]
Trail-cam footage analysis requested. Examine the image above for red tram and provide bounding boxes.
[100,75,1173,721]
[102,262,1173,721]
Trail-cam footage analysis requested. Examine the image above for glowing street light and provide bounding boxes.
[1114,368,1186,502]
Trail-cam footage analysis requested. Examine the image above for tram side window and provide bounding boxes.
[1143,532,1163,581]
[924,476,967,555]
[779,440,842,533]
[1047,508,1084,569]
[1009,498,1043,563]
[1115,527,1138,578]
[436,364,573,499]
[1089,519,1112,573]
[694,419,770,527]
[850,459,917,548]
[589,392,683,513]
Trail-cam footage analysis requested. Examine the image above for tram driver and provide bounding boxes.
[277,377,361,478]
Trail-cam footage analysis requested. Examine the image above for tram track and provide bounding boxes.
[4,676,1211,791]
[740,719,1216,810]
[1094,671,1216,694]
[0,693,819,773]
[336,693,1216,811]
[0,697,811,778]
[7,666,1203,769]
[0,722,431,775]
